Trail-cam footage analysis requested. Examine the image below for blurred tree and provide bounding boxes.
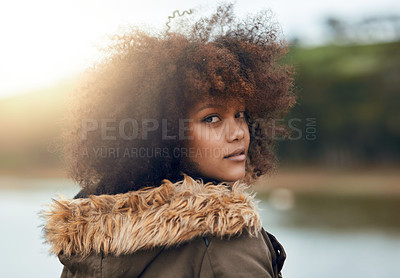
[278,41,400,168]
[326,17,348,43]
[325,14,400,45]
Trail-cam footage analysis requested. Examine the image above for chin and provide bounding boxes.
[221,170,245,182]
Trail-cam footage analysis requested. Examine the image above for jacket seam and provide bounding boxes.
[100,251,104,278]
[205,249,217,278]
[198,242,208,277]
[137,248,165,277]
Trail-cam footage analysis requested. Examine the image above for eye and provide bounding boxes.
[235,111,246,119]
[203,115,220,123]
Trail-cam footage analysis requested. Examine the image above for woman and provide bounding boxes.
[42,3,296,277]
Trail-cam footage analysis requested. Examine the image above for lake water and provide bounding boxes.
[0,177,399,278]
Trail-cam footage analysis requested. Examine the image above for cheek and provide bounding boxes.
[242,123,250,147]
[188,126,224,162]
[191,125,220,148]
[189,126,204,149]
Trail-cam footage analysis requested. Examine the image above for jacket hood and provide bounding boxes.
[42,174,262,257]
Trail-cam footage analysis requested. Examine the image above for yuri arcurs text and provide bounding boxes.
[81,147,246,159]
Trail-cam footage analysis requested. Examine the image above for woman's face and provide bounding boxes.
[185,98,250,182]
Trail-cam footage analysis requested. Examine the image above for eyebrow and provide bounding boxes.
[196,104,222,113]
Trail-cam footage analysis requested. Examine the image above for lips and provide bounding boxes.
[224,147,245,158]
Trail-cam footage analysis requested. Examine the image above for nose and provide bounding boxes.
[226,117,245,142]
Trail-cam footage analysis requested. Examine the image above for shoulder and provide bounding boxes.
[199,228,286,278]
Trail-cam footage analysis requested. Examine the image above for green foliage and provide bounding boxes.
[278,41,400,166]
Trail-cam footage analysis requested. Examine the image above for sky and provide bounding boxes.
[0,0,399,99]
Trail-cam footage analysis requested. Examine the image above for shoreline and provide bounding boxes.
[0,166,399,195]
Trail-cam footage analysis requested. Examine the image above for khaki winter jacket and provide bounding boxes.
[42,174,286,277]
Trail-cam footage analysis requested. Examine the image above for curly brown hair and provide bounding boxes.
[63,3,296,196]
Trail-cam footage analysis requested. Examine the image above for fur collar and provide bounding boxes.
[42,174,262,256]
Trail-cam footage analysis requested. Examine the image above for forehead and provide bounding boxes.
[192,97,245,113]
